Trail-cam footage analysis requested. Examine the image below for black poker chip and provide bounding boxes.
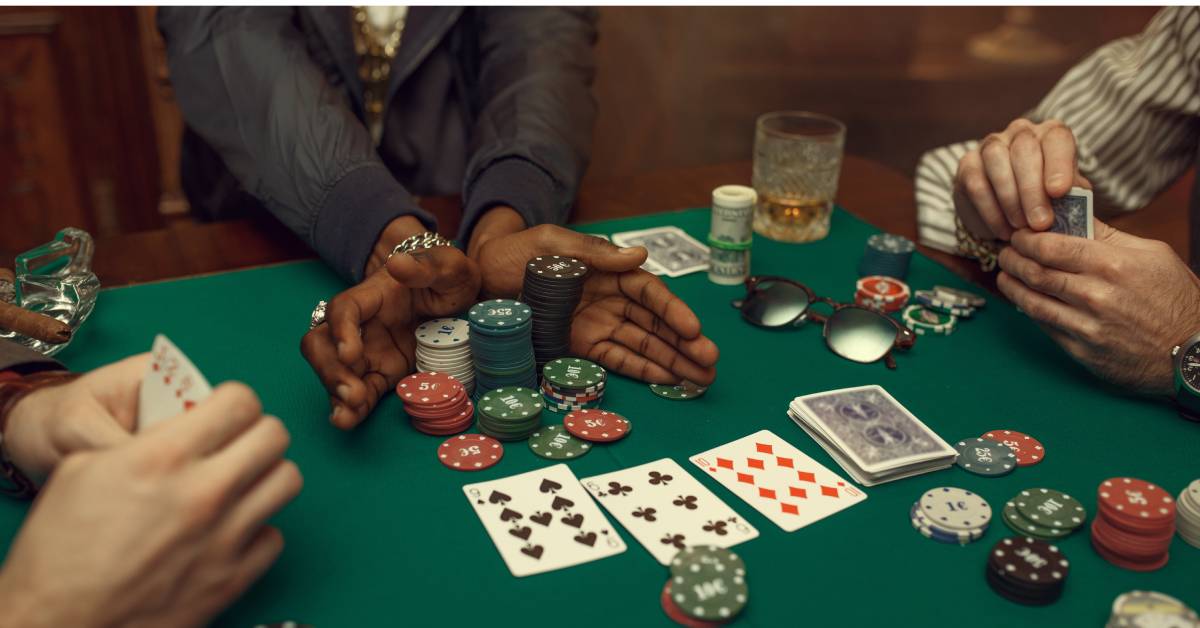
[984,537,1069,606]
[521,256,588,368]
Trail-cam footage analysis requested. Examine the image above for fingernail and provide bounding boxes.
[1031,206,1050,226]
[1047,173,1066,187]
[337,341,348,356]
[329,407,341,423]
[336,385,350,401]
[618,247,639,255]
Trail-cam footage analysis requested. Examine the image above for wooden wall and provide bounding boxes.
[0,6,1163,263]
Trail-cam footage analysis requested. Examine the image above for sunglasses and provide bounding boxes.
[730,275,916,369]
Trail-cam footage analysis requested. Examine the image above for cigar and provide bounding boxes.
[0,301,72,344]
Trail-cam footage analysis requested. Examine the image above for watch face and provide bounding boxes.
[1182,343,1200,391]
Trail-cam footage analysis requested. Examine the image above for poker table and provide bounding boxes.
[2,204,1198,627]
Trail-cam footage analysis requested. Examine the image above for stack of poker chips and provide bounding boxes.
[1176,479,1200,548]
[953,437,1017,477]
[1106,591,1199,627]
[1002,487,1087,541]
[910,487,991,545]
[475,387,545,442]
[901,305,956,336]
[854,275,910,314]
[395,372,474,436]
[1092,477,1176,571]
[540,357,606,412]
[902,285,987,336]
[707,185,756,286]
[985,537,1070,606]
[467,299,538,401]
[661,545,748,626]
[414,318,474,394]
[522,256,588,369]
[857,232,915,279]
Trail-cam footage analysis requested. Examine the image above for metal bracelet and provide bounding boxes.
[310,300,328,330]
[389,232,453,258]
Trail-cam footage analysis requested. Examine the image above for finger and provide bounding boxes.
[88,353,152,430]
[1009,131,1053,230]
[53,407,133,455]
[220,526,285,607]
[607,300,720,368]
[535,225,648,273]
[299,327,371,417]
[1040,121,1078,197]
[956,150,1011,240]
[610,321,717,385]
[998,245,1102,307]
[145,382,262,458]
[218,460,302,553]
[199,416,291,499]
[997,271,1098,339]
[1008,230,1100,274]
[581,340,678,384]
[386,245,472,291]
[613,271,702,340]
[327,287,381,365]
[980,135,1026,230]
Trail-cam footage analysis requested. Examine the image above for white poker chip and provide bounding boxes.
[919,487,992,532]
[415,317,470,348]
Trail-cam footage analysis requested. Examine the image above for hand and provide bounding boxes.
[0,383,301,628]
[474,224,720,385]
[997,219,1200,394]
[954,118,1090,241]
[3,354,149,483]
[301,246,480,429]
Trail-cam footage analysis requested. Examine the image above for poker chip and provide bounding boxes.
[1092,477,1177,571]
[985,537,1069,606]
[857,233,914,280]
[981,430,1044,466]
[468,299,539,399]
[563,409,630,443]
[522,257,588,370]
[396,372,475,436]
[437,434,503,471]
[919,487,992,532]
[669,546,749,622]
[913,290,975,317]
[660,581,726,628]
[527,425,591,460]
[1176,479,1200,549]
[1106,590,1200,627]
[933,285,986,308]
[1001,501,1070,541]
[541,358,607,411]
[902,304,956,336]
[855,275,911,314]
[910,502,986,545]
[476,387,545,441]
[1014,488,1087,530]
[650,381,708,400]
[954,437,1016,477]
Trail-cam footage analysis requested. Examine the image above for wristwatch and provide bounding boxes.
[1170,329,1200,422]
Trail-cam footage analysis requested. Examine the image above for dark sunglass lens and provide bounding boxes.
[825,308,897,363]
[742,282,810,327]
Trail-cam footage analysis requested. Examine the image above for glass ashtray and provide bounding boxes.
[0,228,101,356]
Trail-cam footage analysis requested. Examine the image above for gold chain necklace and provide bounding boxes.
[351,7,407,143]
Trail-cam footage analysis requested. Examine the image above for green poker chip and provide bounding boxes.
[650,381,708,401]
[954,437,1016,477]
[527,425,591,460]
[477,387,544,421]
[467,299,532,331]
[1002,501,1071,540]
[542,358,606,389]
[669,546,748,621]
[901,304,956,336]
[1014,488,1087,530]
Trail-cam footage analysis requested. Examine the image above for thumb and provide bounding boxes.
[1093,218,1159,251]
[546,229,647,273]
[54,409,133,457]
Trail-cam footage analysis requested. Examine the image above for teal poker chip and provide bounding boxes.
[669,546,749,621]
[954,437,1017,477]
[669,545,747,580]
[650,381,708,400]
[1002,501,1071,540]
[527,425,591,460]
[467,299,532,331]
[477,387,544,421]
[542,358,606,388]
[1014,488,1087,531]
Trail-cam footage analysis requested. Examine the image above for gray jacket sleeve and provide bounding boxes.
[158,7,436,282]
[458,8,598,240]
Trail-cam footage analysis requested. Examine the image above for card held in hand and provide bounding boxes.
[582,458,758,565]
[1049,186,1094,239]
[611,226,710,277]
[689,430,867,532]
[136,334,214,432]
[462,463,626,577]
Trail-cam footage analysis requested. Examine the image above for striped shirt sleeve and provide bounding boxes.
[915,6,1200,254]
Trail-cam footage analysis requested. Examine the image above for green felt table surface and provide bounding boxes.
[3,207,1198,627]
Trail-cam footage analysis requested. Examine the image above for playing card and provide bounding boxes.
[1049,186,1094,239]
[462,463,625,577]
[582,458,758,565]
[611,226,709,277]
[791,385,956,476]
[137,334,214,431]
[689,430,867,532]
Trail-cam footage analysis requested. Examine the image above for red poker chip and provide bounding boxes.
[1090,534,1169,572]
[438,433,503,471]
[981,430,1044,466]
[1091,519,1171,560]
[660,581,727,628]
[406,394,470,420]
[396,372,463,406]
[1097,478,1176,522]
[563,409,630,443]
[856,276,910,300]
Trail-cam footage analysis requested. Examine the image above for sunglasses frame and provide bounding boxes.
[731,275,916,369]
